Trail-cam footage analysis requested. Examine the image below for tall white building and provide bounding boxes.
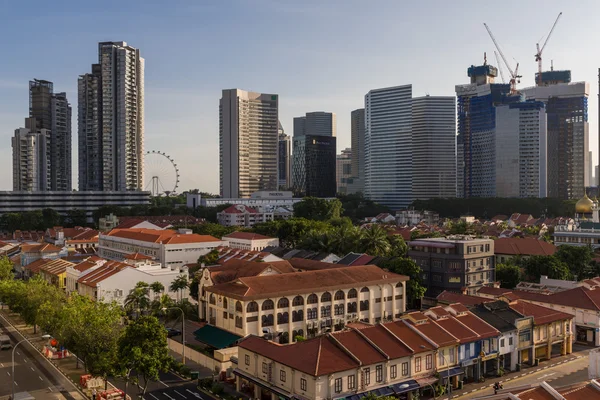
[495,102,548,198]
[220,89,279,198]
[78,41,145,191]
[12,118,50,191]
[364,85,412,210]
[336,148,352,195]
[411,96,456,200]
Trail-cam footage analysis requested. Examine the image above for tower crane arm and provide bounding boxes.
[494,51,506,83]
[539,12,562,55]
[484,23,515,77]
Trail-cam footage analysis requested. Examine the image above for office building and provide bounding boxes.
[220,89,279,198]
[12,118,50,191]
[521,72,589,200]
[278,121,291,189]
[336,148,352,195]
[28,79,72,191]
[495,102,548,197]
[589,151,594,187]
[411,96,456,200]
[365,85,413,209]
[292,112,337,197]
[346,108,365,194]
[78,42,145,192]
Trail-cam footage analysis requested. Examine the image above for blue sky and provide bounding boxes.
[0,0,598,193]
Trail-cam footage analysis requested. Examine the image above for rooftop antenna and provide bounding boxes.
[483,52,487,65]
[551,59,554,71]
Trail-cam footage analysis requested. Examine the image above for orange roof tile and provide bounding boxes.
[494,238,556,256]
[104,228,221,245]
[21,243,62,253]
[223,232,275,241]
[331,330,387,365]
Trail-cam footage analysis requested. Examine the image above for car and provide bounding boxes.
[165,327,182,338]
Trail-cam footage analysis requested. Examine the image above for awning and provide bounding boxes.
[344,386,395,400]
[234,368,291,400]
[193,325,242,349]
[416,376,438,387]
[438,367,465,379]
[391,379,420,394]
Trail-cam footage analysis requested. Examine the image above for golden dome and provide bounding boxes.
[575,193,594,214]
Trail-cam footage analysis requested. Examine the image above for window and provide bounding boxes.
[335,290,345,300]
[300,378,307,391]
[277,298,289,308]
[376,365,383,382]
[348,375,356,390]
[360,300,369,311]
[364,368,371,385]
[247,301,258,312]
[307,294,318,304]
[292,296,304,306]
[415,357,422,372]
[449,348,455,363]
[426,354,432,370]
[321,305,331,318]
[390,365,397,379]
[321,292,332,302]
[262,362,268,374]
[334,304,344,316]
[500,338,505,348]
[509,337,513,346]
[262,300,274,311]
[402,362,409,376]
[236,316,243,328]
[245,355,250,366]
[348,289,357,298]
[360,287,370,293]
[520,330,531,342]
[438,350,445,366]
[236,301,243,312]
[307,308,317,320]
[335,377,342,393]
[280,370,286,382]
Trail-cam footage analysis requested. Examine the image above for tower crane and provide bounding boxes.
[535,12,562,86]
[484,23,522,94]
[494,51,506,84]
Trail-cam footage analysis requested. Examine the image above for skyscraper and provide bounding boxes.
[522,72,589,200]
[347,108,365,194]
[29,79,72,191]
[78,42,144,191]
[278,121,291,190]
[336,148,352,195]
[220,89,279,198]
[364,85,412,209]
[12,118,50,191]
[411,96,456,200]
[292,112,337,197]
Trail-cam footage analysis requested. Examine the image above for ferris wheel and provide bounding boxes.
[144,150,180,196]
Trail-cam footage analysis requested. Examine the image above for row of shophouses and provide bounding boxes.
[198,260,574,400]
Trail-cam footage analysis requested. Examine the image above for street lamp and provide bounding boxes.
[163,306,185,365]
[12,334,51,399]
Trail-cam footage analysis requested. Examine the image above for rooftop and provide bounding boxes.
[494,237,556,256]
[223,232,275,241]
[104,228,221,245]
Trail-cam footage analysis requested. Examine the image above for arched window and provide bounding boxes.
[307,294,318,304]
[396,282,403,288]
[223,298,228,309]
[277,312,289,324]
[262,299,274,311]
[262,314,274,327]
[292,296,304,306]
[321,292,332,302]
[360,287,370,293]
[347,302,357,313]
[235,301,242,312]
[335,304,344,316]
[293,309,304,322]
[307,308,318,320]
[334,290,345,300]
[277,298,289,309]
[209,294,216,305]
[321,305,331,318]
[360,300,370,311]
[348,289,358,299]
[247,301,258,312]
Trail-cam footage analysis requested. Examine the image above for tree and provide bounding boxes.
[124,284,151,315]
[197,249,219,266]
[521,255,571,281]
[554,245,594,280]
[0,256,13,281]
[21,277,64,333]
[170,275,189,302]
[41,208,62,229]
[360,225,391,257]
[329,225,362,256]
[189,277,200,301]
[387,235,408,258]
[293,197,343,221]
[64,208,88,227]
[337,193,392,223]
[191,222,238,238]
[151,293,175,315]
[117,316,173,398]
[379,258,426,308]
[252,218,331,248]
[495,263,521,289]
[150,282,165,300]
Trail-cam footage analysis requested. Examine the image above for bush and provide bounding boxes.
[181,365,191,377]
[211,383,224,395]
[199,377,213,389]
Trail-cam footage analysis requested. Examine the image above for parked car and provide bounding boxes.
[0,334,11,350]
[165,328,182,338]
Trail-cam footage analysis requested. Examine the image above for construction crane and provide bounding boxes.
[494,51,506,84]
[535,12,562,86]
[484,23,522,94]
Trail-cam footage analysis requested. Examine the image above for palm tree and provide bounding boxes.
[151,293,174,315]
[150,281,165,300]
[124,285,150,317]
[360,224,391,257]
[169,275,189,302]
[330,225,362,256]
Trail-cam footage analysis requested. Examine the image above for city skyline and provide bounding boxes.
[2,0,600,193]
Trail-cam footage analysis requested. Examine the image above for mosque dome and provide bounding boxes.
[575,193,594,214]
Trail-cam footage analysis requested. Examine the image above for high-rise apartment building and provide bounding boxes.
[336,148,352,195]
[411,96,456,200]
[495,102,547,197]
[78,42,144,192]
[278,121,291,190]
[12,118,50,191]
[589,151,594,187]
[220,89,279,198]
[346,108,365,194]
[364,85,412,209]
[522,72,589,200]
[292,112,337,197]
[29,79,72,191]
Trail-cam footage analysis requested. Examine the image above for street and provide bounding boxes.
[0,314,83,399]
[109,373,215,400]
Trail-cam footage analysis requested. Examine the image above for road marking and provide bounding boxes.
[186,389,203,398]
[48,387,53,392]
[16,351,20,355]
[39,375,43,381]
[149,394,160,400]
[159,380,169,387]
[0,363,3,367]
[7,371,10,376]
[31,366,35,371]
[23,358,27,363]
[537,373,556,380]
[14,380,18,386]
[163,393,176,400]
[173,390,187,398]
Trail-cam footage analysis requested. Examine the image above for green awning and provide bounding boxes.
[193,325,242,349]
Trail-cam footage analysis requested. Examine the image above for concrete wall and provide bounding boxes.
[167,338,234,375]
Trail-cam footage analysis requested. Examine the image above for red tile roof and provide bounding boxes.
[331,330,387,365]
[403,312,458,348]
[494,238,556,256]
[208,259,296,285]
[40,259,76,276]
[353,325,413,359]
[508,301,573,325]
[437,291,486,306]
[478,287,513,296]
[23,258,51,274]
[21,243,62,253]
[430,315,479,344]
[104,228,221,245]
[223,232,274,241]
[221,205,258,214]
[77,261,129,287]
[382,320,435,352]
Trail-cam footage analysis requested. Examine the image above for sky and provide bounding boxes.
[1,0,599,194]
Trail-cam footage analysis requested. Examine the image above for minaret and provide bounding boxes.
[593,197,599,223]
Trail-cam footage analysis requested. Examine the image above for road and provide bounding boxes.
[0,314,83,399]
[109,372,216,400]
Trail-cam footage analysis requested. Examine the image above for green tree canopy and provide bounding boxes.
[521,255,571,281]
[293,197,343,221]
[197,249,219,266]
[0,256,13,281]
[554,245,594,280]
[378,258,426,308]
[495,263,521,289]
